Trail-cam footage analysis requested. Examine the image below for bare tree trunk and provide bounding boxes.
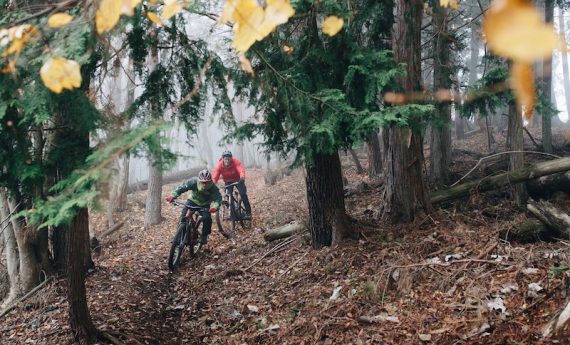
[367,131,382,179]
[66,208,101,344]
[0,190,20,307]
[7,198,41,293]
[559,9,570,122]
[542,0,554,153]
[383,0,432,222]
[507,103,528,205]
[430,2,452,187]
[144,33,163,229]
[348,148,364,174]
[306,151,350,248]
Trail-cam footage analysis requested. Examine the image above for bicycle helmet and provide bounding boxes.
[198,169,212,182]
[222,150,232,158]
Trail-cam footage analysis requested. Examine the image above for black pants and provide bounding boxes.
[225,180,251,214]
[179,200,211,237]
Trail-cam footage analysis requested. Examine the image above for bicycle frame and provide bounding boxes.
[168,201,209,270]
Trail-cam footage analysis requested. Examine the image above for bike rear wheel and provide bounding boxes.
[168,223,187,270]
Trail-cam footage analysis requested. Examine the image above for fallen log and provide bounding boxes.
[264,222,305,241]
[526,198,570,240]
[499,220,551,243]
[527,171,570,198]
[90,222,125,253]
[431,157,570,204]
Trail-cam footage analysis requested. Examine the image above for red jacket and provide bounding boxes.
[212,157,245,184]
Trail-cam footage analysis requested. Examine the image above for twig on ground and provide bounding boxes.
[243,236,296,272]
[0,276,54,319]
[278,251,309,278]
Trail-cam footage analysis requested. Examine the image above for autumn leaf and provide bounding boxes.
[440,0,458,10]
[322,16,344,36]
[238,52,254,75]
[0,25,39,58]
[222,0,294,52]
[482,0,559,63]
[40,57,82,93]
[96,0,142,34]
[47,13,73,28]
[510,61,535,120]
[162,1,184,19]
[96,0,122,34]
[147,12,163,25]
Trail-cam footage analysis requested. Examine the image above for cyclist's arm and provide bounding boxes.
[210,185,223,210]
[171,178,197,197]
[212,160,222,184]
[235,159,245,180]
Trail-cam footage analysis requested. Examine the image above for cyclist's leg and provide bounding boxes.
[199,209,212,244]
[237,180,252,217]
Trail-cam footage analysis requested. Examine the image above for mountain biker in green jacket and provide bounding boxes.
[165,169,221,244]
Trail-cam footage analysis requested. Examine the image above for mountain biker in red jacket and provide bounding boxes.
[212,151,252,219]
[165,169,221,245]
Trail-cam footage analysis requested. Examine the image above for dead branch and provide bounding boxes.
[0,276,54,319]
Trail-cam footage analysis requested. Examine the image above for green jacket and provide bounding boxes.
[170,177,221,209]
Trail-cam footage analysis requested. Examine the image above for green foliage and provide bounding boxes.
[22,121,167,227]
[460,65,511,118]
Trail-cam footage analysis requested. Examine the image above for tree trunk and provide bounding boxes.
[507,103,528,205]
[430,2,452,187]
[348,148,364,174]
[455,116,465,140]
[66,208,101,344]
[305,151,350,248]
[144,33,163,229]
[542,0,554,153]
[382,0,432,222]
[559,9,570,122]
[431,157,570,204]
[0,190,20,307]
[367,131,382,179]
[7,198,42,294]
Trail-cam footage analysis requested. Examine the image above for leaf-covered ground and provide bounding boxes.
[2,128,570,344]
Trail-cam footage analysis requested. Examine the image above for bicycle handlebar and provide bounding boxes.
[222,181,240,189]
[171,200,210,212]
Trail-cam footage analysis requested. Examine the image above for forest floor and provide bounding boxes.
[2,126,570,344]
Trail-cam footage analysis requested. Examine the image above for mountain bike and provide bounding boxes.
[215,181,252,239]
[168,201,209,270]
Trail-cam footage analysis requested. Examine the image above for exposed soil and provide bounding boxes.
[1,127,570,344]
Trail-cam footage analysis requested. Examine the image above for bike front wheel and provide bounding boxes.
[237,197,252,229]
[168,223,186,270]
[188,219,203,257]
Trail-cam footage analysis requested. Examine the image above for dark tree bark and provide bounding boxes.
[367,131,382,179]
[66,208,101,344]
[430,2,452,187]
[542,0,554,153]
[305,152,350,248]
[507,103,528,205]
[382,0,432,222]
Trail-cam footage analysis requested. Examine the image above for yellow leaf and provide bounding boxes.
[440,0,458,9]
[47,13,73,28]
[147,12,163,25]
[96,0,122,34]
[162,2,184,19]
[482,0,559,63]
[322,16,344,36]
[510,61,535,120]
[40,57,82,93]
[225,0,294,52]
[232,0,265,52]
[238,52,254,75]
[259,0,295,36]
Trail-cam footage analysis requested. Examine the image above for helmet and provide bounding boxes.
[198,169,212,182]
[222,150,232,158]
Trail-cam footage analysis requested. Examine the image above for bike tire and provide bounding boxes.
[216,203,233,239]
[168,223,186,270]
[189,218,203,257]
[238,198,252,229]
